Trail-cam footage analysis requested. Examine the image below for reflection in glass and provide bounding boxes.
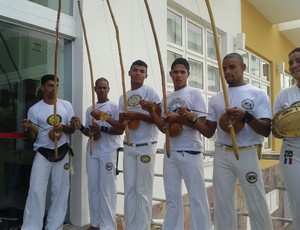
[28,0,73,15]
[207,32,217,60]
[240,51,249,73]
[207,65,220,92]
[167,10,182,46]
[251,55,260,77]
[262,61,270,81]
[187,22,203,54]
[252,80,260,88]
[188,58,203,89]
[0,21,72,228]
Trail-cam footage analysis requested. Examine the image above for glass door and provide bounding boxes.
[0,21,72,229]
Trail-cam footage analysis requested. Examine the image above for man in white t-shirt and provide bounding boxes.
[22,74,76,230]
[72,77,123,230]
[190,53,273,230]
[142,57,212,230]
[273,47,300,229]
[119,60,161,230]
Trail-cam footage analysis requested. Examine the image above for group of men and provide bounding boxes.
[21,47,300,230]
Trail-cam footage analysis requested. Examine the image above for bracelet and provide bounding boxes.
[100,126,109,133]
[243,111,254,123]
[79,124,85,132]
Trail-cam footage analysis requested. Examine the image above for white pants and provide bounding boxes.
[86,150,117,230]
[22,153,70,230]
[123,143,157,230]
[280,143,300,230]
[162,151,212,230]
[213,146,273,230]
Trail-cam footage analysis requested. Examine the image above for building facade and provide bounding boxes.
[0,0,297,228]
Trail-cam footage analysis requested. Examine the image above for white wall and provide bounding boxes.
[74,0,243,225]
[0,0,243,226]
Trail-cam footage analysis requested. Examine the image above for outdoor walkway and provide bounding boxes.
[63,224,89,230]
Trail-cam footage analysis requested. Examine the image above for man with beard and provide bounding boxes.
[22,74,75,230]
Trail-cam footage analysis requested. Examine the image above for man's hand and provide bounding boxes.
[71,116,82,129]
[22,118,39,134]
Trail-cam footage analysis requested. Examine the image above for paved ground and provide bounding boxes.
[63,224,89,230]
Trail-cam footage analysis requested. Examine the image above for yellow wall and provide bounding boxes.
[241,0,295,152]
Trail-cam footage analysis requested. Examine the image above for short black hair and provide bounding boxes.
[171,58,190,72]
[41,74,59,85]
[223,53,244,64]
[130,60,148,71]
[95,77,109,86]
[289,47,300,57]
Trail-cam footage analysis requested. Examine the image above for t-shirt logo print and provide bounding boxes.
[169,98,186,112]
[47,114,62,126]
[128,94,142,108]
[241,99,254,110]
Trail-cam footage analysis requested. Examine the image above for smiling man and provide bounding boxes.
[119,60,161,230]
[191,53,273,230]
[273,47,300,229]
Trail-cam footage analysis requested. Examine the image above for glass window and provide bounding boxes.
[280,73,292,89]
[167,10,182,46]
[187,21,203,54]
[188,58,203,89]
[251,55,260,77]
[240,51,249,73]
[252,80,260,88]
[207,65,220,92]
[207,32,217,60]
[28,0,73,15]
[262,61,270,81]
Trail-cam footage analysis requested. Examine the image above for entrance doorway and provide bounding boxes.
[0,20,72,229]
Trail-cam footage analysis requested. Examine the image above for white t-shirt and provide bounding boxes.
[162,86,206,151]
[207,84,271,146]
[119,85,160,143]
[85,100,121,155]
[28,99,74,151]
[274,84,300,147]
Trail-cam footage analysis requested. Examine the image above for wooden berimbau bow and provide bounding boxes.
[205,0,239,160]
[105,0,131,145]
[77,0,96,155]
[53,0,62,159]
[143,0,171,157]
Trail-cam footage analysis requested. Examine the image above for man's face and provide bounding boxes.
[289,51,300,84]
[129,65,147,85]
[170,64,189,91]
[222,57,246,87]
[94,80,109,100]
[41,80,57,99]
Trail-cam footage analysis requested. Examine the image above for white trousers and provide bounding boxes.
[280,143,300,230]
[86,150,117,230]
[162,151,212,230]
[22,153,70,230]
[123,143,157,230]
[213,146,273,230]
